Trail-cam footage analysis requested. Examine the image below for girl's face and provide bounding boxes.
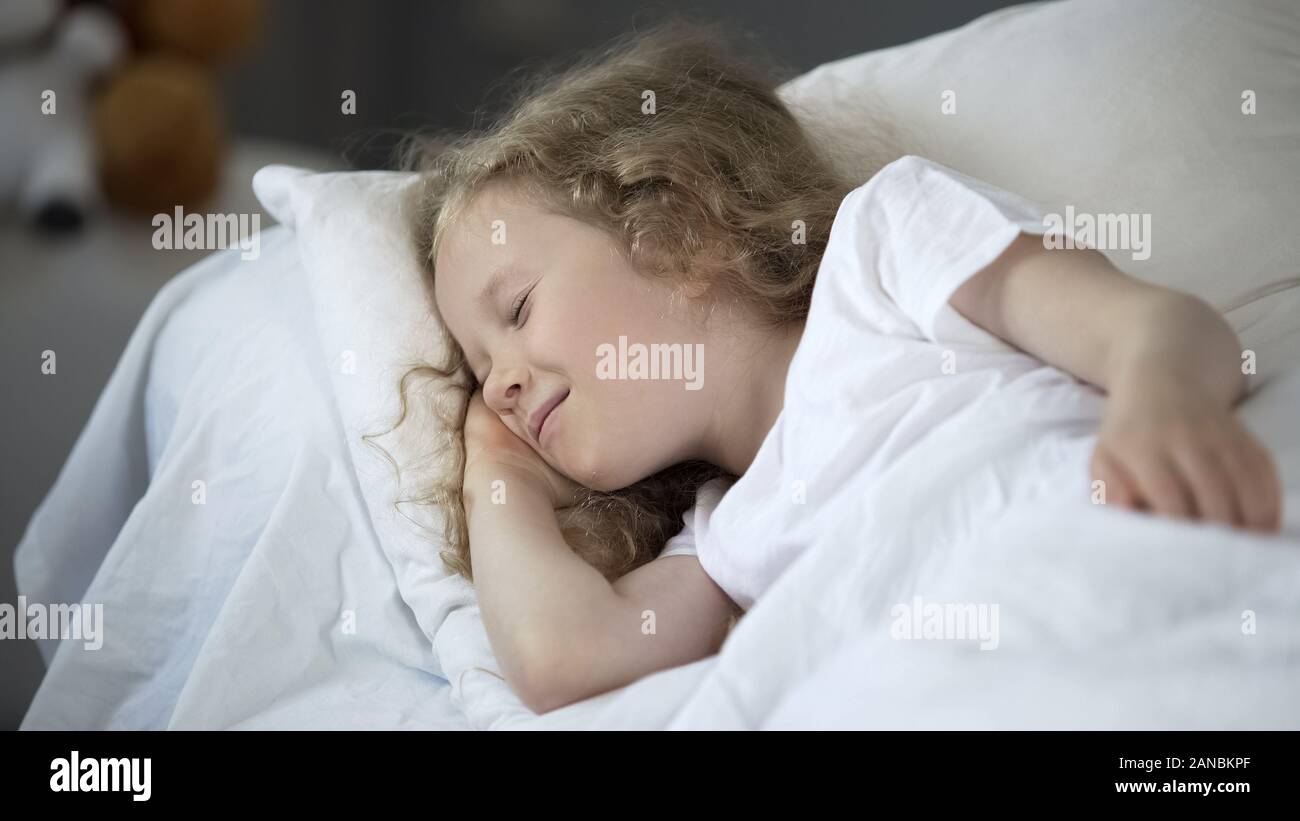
[433,179,715,491]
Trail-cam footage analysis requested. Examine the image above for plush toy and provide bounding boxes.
[0,0,126,231]
[95,54,224,213]
[95,0,262,214]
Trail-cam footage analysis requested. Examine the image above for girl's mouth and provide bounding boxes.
[531,389,569,444]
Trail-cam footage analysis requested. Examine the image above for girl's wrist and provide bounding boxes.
[463,460,555,513]
[1109,300,1245,409]
[1112,348,1242,411]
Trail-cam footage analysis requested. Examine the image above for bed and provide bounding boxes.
[14,0,1300,729]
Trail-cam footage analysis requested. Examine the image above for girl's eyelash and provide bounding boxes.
[474,284,531,386]
[510,287,532,327]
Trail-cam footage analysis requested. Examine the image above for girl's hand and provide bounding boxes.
[1090,376,1282,532]
[462,389,582,510]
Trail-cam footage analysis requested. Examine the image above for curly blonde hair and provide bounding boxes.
[376,18,879,584]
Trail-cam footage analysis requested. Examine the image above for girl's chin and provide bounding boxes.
[583,469,640,494]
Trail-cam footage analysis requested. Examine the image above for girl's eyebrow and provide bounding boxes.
[479,264,516,307]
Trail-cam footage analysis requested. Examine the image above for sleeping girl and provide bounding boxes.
[397,21,1282,714]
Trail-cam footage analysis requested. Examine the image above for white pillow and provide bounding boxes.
[778,0,1300,316]
[251,165,481,661]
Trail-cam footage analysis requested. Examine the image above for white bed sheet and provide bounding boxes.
[15,228,469,729]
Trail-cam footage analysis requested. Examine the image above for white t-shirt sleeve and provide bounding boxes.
[658,526,698,558]
[852,155,1052,347]
[657,477,731,559]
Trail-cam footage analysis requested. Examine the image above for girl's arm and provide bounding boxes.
[949,234,1281,531]
[463,394,736,714]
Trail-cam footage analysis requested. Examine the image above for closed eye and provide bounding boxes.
[510,284,535,328]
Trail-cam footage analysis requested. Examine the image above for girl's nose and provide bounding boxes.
[485,366,526,414]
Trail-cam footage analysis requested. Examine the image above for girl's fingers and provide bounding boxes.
[1128,453,1194,521]
[1259,444,1283,531]
[1248,443,1283,532]
[1095,420,1282,533]
[1215,441,1270,532]
[1170,443,1240,527]
[1091,448,1137,510]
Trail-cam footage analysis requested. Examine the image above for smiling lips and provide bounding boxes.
[529,389,569,444]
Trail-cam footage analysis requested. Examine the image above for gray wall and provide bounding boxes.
[2,0,1020,729]
[219,0,1018,167]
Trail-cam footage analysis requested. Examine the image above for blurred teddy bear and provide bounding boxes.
[98,0,261,214]
[0,0,126,231]
[0,0,261,232]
